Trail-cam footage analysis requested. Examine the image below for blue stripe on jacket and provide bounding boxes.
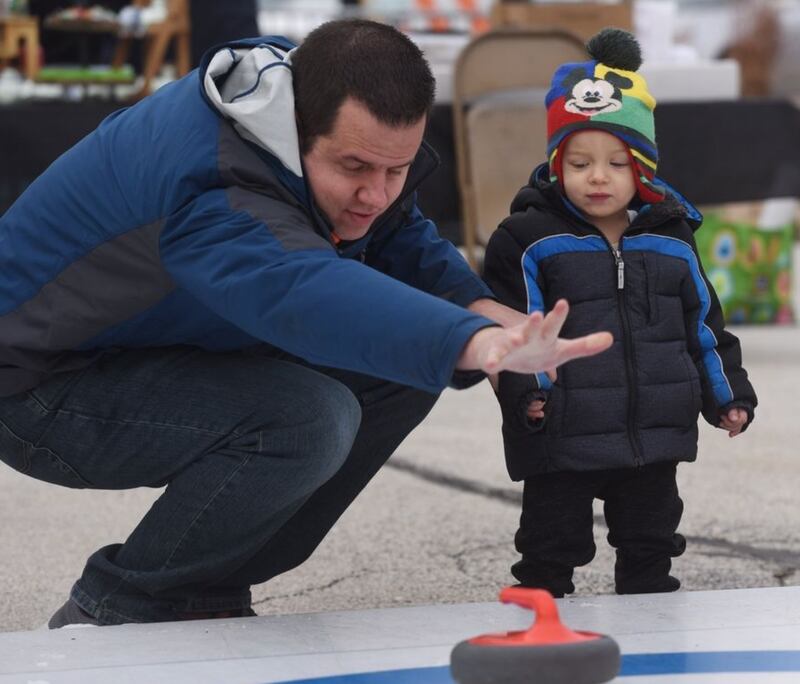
[624,233,734,406]
[520,234,608,390]
[518,232,734,406]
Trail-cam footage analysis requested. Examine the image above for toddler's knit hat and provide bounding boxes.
[545,28,665,203]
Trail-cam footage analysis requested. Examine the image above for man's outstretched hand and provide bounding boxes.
[457,299,613,375]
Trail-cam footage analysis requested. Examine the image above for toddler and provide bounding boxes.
[483,28,758,596]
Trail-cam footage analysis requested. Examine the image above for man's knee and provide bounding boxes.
[315,378,362,470]
[276,375,361,486]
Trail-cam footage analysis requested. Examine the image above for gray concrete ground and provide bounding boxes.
[1,270,799,633]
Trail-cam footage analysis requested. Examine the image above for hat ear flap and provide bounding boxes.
[548,134,575,191]
[627,149,665,203]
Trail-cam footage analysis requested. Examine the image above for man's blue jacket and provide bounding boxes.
[0,37,495,397]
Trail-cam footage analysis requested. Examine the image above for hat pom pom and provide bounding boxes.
[586,28,642,71]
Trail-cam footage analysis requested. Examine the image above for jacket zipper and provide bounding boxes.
[614,247,625,289]
[612,244,643,467]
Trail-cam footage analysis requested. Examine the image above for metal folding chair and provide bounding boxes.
[452,29,586,269]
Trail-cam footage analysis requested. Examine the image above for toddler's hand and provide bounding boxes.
[719,407,748,437]
[526,399,547,421]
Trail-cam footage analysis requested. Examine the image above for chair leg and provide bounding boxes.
[175,30,191,76]
[112,37,131,69]
[140,26,172,96]
[22,29,39,80]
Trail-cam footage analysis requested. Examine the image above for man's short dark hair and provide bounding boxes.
[292,19,435,153]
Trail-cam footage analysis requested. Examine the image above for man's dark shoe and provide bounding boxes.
[48,600,256,628]
[174,607,257,620]
[48,599,102,629]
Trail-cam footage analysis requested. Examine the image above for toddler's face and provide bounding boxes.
[561,130,637,235]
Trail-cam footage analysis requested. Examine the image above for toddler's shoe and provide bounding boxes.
[616,574,681,595]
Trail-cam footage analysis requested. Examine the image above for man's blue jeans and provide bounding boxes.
[0,346,439,624]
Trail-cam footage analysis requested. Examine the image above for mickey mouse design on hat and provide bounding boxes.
[546,28,666,204]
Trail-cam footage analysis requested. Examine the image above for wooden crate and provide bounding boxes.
[0,15,39,80]
[490,1,633,41]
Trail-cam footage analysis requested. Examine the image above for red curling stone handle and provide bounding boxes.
[470,587,601,646]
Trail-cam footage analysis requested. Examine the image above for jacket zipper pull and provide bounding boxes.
[613,248,625,290]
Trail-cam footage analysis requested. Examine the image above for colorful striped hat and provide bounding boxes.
[546,28,665,203]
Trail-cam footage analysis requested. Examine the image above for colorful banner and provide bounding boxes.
[695,214,794,325]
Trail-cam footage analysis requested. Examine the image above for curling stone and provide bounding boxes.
[450,587,620,684]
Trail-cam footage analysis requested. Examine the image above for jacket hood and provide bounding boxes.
[511,163,703,231]
[198,36,441,253]
[201,37,303,177]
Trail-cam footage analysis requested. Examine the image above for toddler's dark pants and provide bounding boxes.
[512,462,686,597]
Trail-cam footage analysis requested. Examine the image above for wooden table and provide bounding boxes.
[42,16,120,68]
[40,0,191,99]
[0,14,39,80]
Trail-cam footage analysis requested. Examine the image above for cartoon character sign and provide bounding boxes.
[560,67,633,117]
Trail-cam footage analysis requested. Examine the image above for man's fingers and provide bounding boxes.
[507,329,526,347]
[538,299,569,340]
[485,345,504,372]
[555,332,613,365]
[484,308,612,375]
[519,310,544,338]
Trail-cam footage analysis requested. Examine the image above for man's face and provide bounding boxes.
[302,97,426,242]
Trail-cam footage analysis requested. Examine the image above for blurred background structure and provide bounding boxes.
[1,0,798,324]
